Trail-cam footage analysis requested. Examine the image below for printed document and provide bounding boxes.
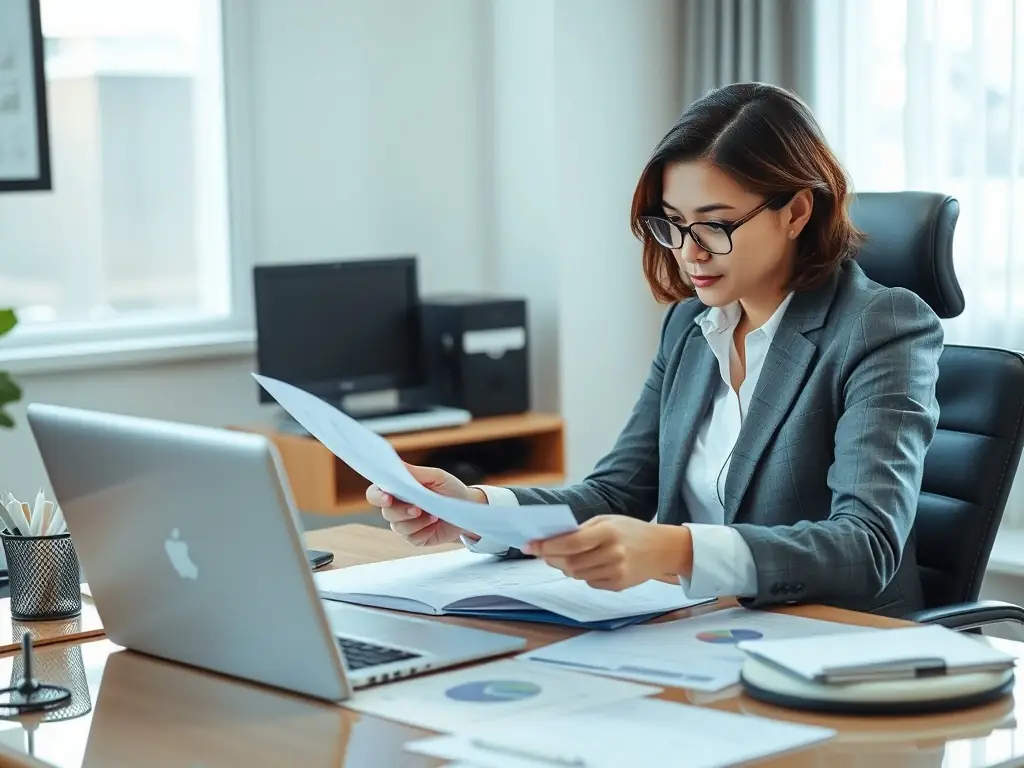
[253,374,577,549]
[315,548,710,624]
[520,606,869,691]
[342,659,659,734]
[406,697,835,768]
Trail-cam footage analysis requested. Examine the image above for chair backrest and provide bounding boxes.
[850,191,1024,609]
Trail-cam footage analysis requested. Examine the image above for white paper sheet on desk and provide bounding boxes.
[519,606,870,692]
[342,659,659,734]
[253,374,577,549]
[405,697,835,768]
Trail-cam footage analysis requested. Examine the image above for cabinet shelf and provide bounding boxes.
[230,412,566,515]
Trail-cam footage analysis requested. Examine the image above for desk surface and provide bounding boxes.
[0,524,1019,768]
[0,599,102,656]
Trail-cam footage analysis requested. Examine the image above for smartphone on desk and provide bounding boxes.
[308,549,334,570]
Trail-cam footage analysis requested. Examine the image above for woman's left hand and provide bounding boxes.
[526,516,691,591]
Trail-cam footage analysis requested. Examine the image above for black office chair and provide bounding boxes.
[849,191,1024,630]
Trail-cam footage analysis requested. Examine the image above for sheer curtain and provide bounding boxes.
[680,0,816,105]
[814,0,1024,525]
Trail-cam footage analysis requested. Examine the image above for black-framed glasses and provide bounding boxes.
[640,195,785,255]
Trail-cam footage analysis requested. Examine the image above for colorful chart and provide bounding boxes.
[695,628,764,645]
[444,680,543,703]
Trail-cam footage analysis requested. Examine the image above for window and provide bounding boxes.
[0,0,249,370]
[814,0,1023,348]
[814,0,1024,524]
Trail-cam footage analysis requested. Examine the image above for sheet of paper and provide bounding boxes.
[519,606,869,691]
[406,697,835,768]
[342,659,659,734]
[253,374,578,549]
[315,548,709,622]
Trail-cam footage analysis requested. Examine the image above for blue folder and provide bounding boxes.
[445,608,671,631]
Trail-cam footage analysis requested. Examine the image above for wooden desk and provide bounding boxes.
[0,524,1020,768]
[0,599,102,655]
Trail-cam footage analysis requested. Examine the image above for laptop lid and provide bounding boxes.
[26,402,352,703]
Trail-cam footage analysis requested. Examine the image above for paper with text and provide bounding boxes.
[253,374,578,549]
[406,697,835,768]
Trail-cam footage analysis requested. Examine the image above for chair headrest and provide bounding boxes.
[848,191,965,319]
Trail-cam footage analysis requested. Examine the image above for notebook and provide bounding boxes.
[737,624,1016,684]
[314,549,713,630]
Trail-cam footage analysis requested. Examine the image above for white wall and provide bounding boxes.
[490,0,678,480]
[553,0,678,481]
[247,0,491,295]
[490,0,558,414]
[1,0,680,502]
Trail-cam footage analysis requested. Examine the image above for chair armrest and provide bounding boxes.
[904,600,1024,630]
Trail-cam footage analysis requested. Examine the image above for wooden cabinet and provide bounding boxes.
[230,413,566,515]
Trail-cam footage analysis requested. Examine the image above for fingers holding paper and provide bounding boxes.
[366,463,483,547]
[527,515,692,592]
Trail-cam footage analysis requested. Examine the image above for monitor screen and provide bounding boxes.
[253,257,424,403]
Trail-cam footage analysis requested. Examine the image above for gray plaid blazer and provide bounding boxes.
[509,260,943,617]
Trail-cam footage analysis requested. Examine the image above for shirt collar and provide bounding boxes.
[696,291,796,342]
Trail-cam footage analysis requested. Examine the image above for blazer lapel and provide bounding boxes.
[658,325,718,526]
[721,276,840,522]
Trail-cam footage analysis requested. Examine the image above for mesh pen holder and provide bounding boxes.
[8,642,91,722]
[0,530,81,622]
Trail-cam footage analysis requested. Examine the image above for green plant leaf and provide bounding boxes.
[0,309,15,337]
[0,409,12,429]
[0,372,21,407]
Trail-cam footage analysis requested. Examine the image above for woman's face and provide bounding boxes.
[659,159,809,310]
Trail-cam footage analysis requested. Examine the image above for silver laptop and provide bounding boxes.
[26,402,526,702]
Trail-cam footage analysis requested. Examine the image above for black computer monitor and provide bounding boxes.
[252,257,424,404]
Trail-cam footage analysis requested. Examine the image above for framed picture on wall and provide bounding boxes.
[0,0,51,192]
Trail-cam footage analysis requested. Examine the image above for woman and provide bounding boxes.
[368,82,943,617]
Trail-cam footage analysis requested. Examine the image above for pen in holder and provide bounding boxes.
[1,530,81,622]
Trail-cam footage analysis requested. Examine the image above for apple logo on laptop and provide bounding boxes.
[165,528,198,580]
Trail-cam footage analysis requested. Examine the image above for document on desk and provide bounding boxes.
[519,606,869,691]
[315,548,712,628]
[405,697,836,768]
[253,374,578,550]
[343,659,659,734]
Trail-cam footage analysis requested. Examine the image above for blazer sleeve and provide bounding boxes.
[504,304,680,524]
[731,288,944,607]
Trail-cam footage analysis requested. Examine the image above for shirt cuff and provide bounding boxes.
[474,485,520,506]
[459,485,520,555]
[678,524,758,599]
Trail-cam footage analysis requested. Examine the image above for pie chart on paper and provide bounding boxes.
[444,680,543,703]
[695,628,764,645]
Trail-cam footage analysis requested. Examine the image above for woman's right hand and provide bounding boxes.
[366,463,488,547]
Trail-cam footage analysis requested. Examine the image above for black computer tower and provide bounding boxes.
[420,295,530,418]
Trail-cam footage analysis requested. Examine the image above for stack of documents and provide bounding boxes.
[737,624,1017,684]
[254,374,578,550]
[315,549,713,630]
[519,606,867,690]
[405,697,836,768]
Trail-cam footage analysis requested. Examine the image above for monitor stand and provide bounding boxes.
[274,390,471,437]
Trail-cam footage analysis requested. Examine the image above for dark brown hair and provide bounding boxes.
[631,82,864,303]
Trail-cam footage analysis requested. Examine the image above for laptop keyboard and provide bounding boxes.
[338,636,422,671]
